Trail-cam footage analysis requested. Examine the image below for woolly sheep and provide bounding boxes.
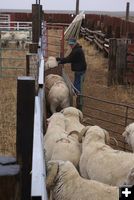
[45,56,58,70]
[51,131,81,168]
[44,113,67,162]
[46,160,119,200]
[122,122,134,152]
[48,80,70,113]
[60,106,85,133]
[45,74,64,95]
[79,125,134,186]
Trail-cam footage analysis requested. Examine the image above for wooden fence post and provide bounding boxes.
[16,76,35,200]
[108,38,117,86]
[116,39,127,84]
[108,39,127,86]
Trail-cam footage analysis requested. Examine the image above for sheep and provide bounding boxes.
[45,74,64,94]
[51,131,81,168]
[48,81,70,113]
[46,160,119,200]
[45,74,70,113]
[44,113,68,162]
[45,56,58,70]
[14,31,30,49]
[1,31,15,48]
[122,122,134,152]
[60,106,85,133]
[79,125,134,186]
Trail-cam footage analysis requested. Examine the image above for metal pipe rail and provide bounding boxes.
[77,94,134,151]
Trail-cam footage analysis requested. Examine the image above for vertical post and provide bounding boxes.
[60,26,65,58]
[16,76,35,200]
[26,54,30,76]
[108,39,117,86]
[31,3,42,53]
[76,0,79,15]
[32,3,42,43]
[125,2,130,37]
[0,31,2,78]
[116,39,127,84]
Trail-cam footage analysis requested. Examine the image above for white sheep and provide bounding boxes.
[122,122,134,152]
[46,160,119,200]
[48,80,70,113]
[45,56,58,70]
[79,125,134,186]
[45,74,70,113]
[44,113,67,162]
[51,131,81,168]
[45,74,64,94]
[60,106,85,133]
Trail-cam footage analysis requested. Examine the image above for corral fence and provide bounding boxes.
[0,2,48,200]
[1,4,134,200]
[80,27,134,86]
[76,94,134,152]
[0,15,32,78]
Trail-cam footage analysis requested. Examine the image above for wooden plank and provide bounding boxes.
[16,76,35,200]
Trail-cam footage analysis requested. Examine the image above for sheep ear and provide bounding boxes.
[46,162,59,189]
[78,126,90,143]
[68,131,79,139]
[122,131,129,137]
[104,130,110,144]
[78,110,83,122]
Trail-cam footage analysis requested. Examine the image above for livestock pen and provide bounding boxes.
[1,2,134,200]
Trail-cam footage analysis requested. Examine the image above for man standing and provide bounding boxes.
[56,38,87,94]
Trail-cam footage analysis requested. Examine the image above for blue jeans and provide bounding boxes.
[74,71,85,93]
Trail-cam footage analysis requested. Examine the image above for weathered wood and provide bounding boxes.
[108,38,117,86]
[116,39,127,84]
[16,76,35,200]
[29,42,38,53]
[32,4,42,43]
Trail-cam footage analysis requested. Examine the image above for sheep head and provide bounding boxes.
[78,125,110,144]
[122,123,134,145]
[60,107,83,121]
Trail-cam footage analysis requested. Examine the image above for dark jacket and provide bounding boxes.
[57,43,87,72]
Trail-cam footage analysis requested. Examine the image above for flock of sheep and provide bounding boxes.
[0,31,31,49]
[44,56,134,200]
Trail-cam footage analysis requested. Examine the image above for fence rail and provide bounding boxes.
[80,26,134,86]
[77,94,134,151]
